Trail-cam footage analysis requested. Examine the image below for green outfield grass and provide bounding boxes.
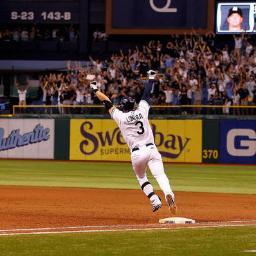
[0,226,256,256]
[0,160,255,194]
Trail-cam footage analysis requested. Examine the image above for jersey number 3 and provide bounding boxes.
[135,121,145,135]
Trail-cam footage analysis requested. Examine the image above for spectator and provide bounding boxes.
[162,83,173,104]
[60,84,76,114]
[0,25,79,42]
[17,85,28,106]
[233,34,244,60]
[13,31,256,116]
[233,88,241,115]
[12,29,20,42]
[74,83,86,113]
[223,91,233,115]
[21,28,29,41]
[208,83,217,101]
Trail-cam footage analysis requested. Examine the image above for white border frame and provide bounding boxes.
[216,2,255,33]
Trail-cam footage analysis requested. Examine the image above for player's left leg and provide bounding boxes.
[135,174,162,212]
[148,148,177,213]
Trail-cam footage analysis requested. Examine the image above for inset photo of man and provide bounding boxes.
[227,6,244,31]
[217,4,251,33]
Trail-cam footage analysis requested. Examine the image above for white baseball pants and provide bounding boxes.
[131,144,174,198]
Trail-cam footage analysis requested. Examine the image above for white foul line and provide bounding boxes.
[0,221,256,237]
[1,220,256,233]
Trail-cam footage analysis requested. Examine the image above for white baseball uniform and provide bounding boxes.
[111,100,174,202]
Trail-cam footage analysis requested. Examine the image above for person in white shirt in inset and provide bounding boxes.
[89,70,177,214]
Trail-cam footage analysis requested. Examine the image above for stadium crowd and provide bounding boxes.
[17,32,256,114]
[0,25,79,42]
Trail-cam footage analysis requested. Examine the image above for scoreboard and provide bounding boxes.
[0,0,89,54]
[0,0,80,24]
[106,0,215,34]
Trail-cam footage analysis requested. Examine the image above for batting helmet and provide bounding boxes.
[119,97,136,112]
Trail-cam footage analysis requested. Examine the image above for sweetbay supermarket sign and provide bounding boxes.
[79,122,190,159]
[0,119,54,159]
[70,119,202,163]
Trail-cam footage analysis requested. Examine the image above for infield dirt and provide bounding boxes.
[0,186,255,229]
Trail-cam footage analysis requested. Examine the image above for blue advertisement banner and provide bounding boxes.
[111,0,208,29]
[220,120,256,164]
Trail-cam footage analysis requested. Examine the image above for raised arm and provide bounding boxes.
[90,81,115,115]
[141,70,157,104]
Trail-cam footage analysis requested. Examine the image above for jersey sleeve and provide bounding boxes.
[141,80,154,104]
[138,100,150,116]
[111,107,122,123]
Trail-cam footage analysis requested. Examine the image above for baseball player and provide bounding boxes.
[90,70,177,213]
[226,7,244,32]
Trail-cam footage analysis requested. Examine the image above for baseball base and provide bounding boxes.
[159,217,196,224]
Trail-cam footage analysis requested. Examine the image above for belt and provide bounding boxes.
[132,143,154,152]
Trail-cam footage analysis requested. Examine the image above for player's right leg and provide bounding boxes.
[131,151,162,212]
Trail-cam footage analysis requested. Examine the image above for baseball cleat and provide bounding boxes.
[151,195,162,212]
[152,202,162,212]
[166,194,177,214]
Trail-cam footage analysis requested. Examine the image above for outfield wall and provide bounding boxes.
[0,118,255,164]
[202,120,256,164]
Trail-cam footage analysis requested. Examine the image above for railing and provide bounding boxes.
[11,104,256,117]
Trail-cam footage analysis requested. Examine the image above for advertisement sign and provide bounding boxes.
[220,120,256,164]
[0,119,54,159]
[106,0,214,34]
[70,119,129,161]
[151,120,202,163]
[202,120,220,163]
[70,119,202,163]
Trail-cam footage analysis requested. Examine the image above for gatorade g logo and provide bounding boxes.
[227,129,256,157]
[149,0,177,13]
